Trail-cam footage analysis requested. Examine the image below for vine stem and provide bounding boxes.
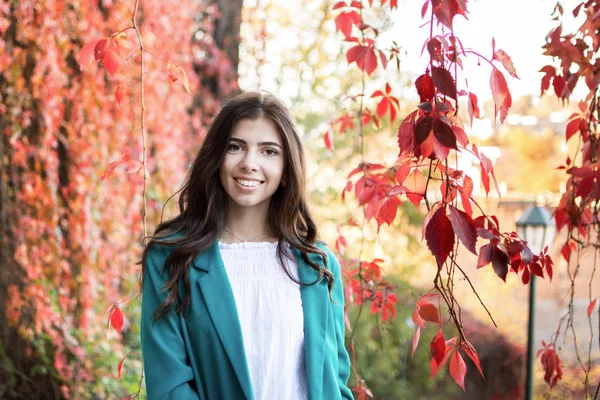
[132,0,148,243]
[130,0,146,396]
[347,0,368,388]
[452,260,498,327]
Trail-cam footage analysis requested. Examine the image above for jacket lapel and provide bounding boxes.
[192,241,254,400]
[191,241,330,400]
[294,247,329,398]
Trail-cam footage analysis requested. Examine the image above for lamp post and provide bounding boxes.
[516,204,557,400]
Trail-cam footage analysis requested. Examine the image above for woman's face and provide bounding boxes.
[219,117,285,214]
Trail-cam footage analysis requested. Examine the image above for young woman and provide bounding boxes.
[140,91,353,400]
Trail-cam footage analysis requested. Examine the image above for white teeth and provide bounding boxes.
[236,179,261,187]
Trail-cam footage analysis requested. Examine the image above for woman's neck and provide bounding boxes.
[221,204,275,243]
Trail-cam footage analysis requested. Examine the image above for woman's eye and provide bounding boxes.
[264,148,278,156]
[228,144,242,152]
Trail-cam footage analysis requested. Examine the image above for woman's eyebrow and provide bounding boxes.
[229,137,282,148]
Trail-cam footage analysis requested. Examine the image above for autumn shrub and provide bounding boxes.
[460,313,526,400]
[346,277,460,399]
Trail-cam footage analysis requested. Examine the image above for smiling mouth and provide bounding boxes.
[235,178,264,188]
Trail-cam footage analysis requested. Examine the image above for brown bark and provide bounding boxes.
[191,0,243,123]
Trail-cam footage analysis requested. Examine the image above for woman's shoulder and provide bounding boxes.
[144,231,185,267]
[313,241,340,270]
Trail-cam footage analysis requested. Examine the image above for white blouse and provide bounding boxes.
[218,241,307,400]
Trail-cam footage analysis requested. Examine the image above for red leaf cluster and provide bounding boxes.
[333,1,362,39]
[346,38,387,76]
[343,258,397,324]
[78,34,129,76]
[428,0,468,30]
[537,342,563,388]
[411,293,441,355]
[370,291,397,322]
[371,83,400,122]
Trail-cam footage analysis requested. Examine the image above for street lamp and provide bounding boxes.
[516,204,557,400]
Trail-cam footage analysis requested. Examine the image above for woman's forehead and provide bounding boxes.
[230,117,282,144]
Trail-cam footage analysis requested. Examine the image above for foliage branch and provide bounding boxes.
[329,0,557,396]
[538,1,600,397]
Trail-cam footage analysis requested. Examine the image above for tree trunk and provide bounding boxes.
[191,0,243,124]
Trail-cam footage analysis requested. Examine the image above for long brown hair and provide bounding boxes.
[141,91,334,321]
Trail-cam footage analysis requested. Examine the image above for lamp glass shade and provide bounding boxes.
[516,205,557,254]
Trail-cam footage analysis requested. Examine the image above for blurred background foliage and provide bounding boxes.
[1,0,596,399]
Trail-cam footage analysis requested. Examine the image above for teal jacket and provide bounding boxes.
[141,239,353,400]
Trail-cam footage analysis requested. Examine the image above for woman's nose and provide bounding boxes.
[240,150,259,172]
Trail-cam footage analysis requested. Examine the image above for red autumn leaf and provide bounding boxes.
[421,0,429,18]
[397,110,418,155]
[588,298,598,318]
[167,62,192,94]
[77,37,103,70]
[491,246,510,282]
[415,116,433,146]
[430,337,455,379]
[448,205,477,255]
[362,108,381,129]
[553,75,566,98]
[565,114,584,142]
[467,92,480,126]
[429,329,446,365]
[449,349,467,391]
[522,265,531,285]
[351,382,373,400]
[418,303,441,324]
[544,254,554,282]
[432,118,457,150]
[109,306,124,336]
[335,10,361,38]
[529,262,544,278]
[335,234,347,255]
[539,65,556,95]
[426,38,443,63]
[412,327,421,356]
[117,354,127,379]
[324,130,333,152]
[337,113,355,134]
[346,42,378,75]
[431,0,468,30]
[371,83,400,121]
[115,85,125,106]
[473,143,499,197]
[94,37,120,76]
[539,345,563,388]
[463,341,485,378]
[395,162,411,185]
[376,196,399,228]
[431,65,457,100]
[415,73,435,102]
[355,176,376,205]
[459,175,474,216]
[561,241,575,261]
[490,67,512,123]
[477,243,494,268]
[493,49,519,79]
[452,124,468,147]
[425,207,455,268]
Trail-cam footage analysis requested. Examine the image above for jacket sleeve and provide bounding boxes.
[328,249,354,400]
[141,245,200,400]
